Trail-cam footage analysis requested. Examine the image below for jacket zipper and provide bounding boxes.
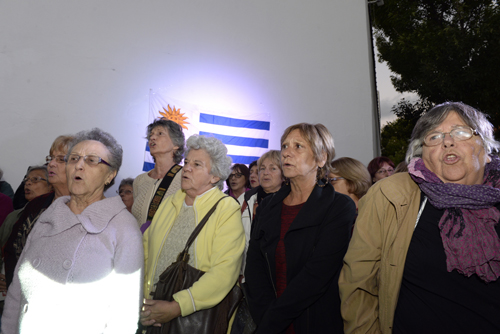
[265,252,277,297]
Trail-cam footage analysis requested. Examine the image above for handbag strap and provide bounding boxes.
[180,196,230,256]
[141,164,182,234]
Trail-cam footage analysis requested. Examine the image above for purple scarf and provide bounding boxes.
[408,156,500,282]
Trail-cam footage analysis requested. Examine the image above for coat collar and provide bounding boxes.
[262,181,336,231]
[38,196,127,236]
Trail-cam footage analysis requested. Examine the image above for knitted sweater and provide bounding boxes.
[1,196,144,334]
[131,171,182,228]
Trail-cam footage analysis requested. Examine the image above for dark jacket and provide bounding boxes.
[245,182,356,334]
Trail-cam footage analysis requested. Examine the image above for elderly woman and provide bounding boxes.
[118,177,134,212]
[339,102,500,333]
[245,123,356,333]
[328,157,371,210]
[367,156,395,184]
[140,135,245,332]
[248,160,260,189]
[1,128,143,334]
[225,164,250,199]
[238,150,284,277]
[0,166,53,249]
[3,135,73,287]
[132,119,185,232]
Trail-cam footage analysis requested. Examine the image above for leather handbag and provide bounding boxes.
[146,196,243,334]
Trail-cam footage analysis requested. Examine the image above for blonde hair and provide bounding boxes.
[257,150,282,172]
[50,135,74,155]
[280,123,335,179]
[331,157,371,199]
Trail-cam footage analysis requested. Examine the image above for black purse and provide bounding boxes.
[146,196,243,334]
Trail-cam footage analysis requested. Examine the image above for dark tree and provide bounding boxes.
[373,0,500,127]
[381,98,434,164]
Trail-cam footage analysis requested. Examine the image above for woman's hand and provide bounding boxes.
[140,299,181,327]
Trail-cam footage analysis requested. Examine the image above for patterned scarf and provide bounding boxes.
[408,156,500,282]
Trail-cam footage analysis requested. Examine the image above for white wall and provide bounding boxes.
[0,0,378,196]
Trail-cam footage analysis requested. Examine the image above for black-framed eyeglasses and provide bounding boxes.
[117,189,133,195]
[46,155,66,164]
[228,173,243,179]
[424,127,478,147]
[65,154,112,167]
[23,176,47,184]
[328,177,345,184]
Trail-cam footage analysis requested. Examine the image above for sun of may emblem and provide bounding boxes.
[158,105,190,130]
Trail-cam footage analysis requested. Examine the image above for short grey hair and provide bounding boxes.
[27,165,50,187]
[147,119,185,164]
[68,128,123,191]
[119,177,134,189]
[185,135,232,190]
[406,102,500,163]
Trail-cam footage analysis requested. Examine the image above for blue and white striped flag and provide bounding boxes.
[143,90,271,171]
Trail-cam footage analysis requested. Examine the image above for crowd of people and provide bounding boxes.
[0,101,499,333]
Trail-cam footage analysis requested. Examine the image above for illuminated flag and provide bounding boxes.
[143,89,270,171]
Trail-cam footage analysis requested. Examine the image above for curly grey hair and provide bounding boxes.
[185,135,232,190]
[67,128,123,191]
[26,165,50,187]
[406,102,500,163]
[147,119,185,164]
[119,177,134,189]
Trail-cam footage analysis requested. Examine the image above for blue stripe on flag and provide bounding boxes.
[143,161,155,172]
[229,155,261,164]
[200,132,268,148]
[145,143,150,152]
[200,113,270,130]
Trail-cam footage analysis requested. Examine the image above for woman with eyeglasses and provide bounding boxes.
[328,157,371,211]
[2,135,73,288]
[367,156,395,184]
[225,163,250,199]
[118,177,134,212]
[340,102,500,333]
[1,128,143,334]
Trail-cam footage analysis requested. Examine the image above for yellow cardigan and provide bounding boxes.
[143,187,245,316]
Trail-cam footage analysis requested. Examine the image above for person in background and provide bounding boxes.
[0,166,53,248]
[132,119,185,232]
[245,123,356,333]
[339,102,500,333]
[0,169,14,200]
[225,164,250,199]
[248,160,260,189]
[0,166,53,318]
[141,135,244,332]
[1,128,143,334]
[118,177,134,212]
[3,135,73,287]
[367,156,395,184]
[0,194,13,228]
[238,150,284,280]
[394,160,408,173]
[328,157,371,210]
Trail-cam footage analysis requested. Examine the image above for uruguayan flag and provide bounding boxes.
[143,89,270,171]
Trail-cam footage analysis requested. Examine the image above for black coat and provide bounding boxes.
[245,182,355,334]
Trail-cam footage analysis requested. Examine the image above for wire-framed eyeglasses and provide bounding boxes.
[23,176,47,184]
[46,155,66,164]
[64,154,112,167]
[424,127,478,147]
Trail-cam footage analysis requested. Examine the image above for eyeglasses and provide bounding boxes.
[46,155,66,164]
[424,127,478,147]
[65,154,112,167]
[228,173,243,179]
[376,168,394,175]
[117,189,132,195]
[23,176,47,184]
[328,177,345,184]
